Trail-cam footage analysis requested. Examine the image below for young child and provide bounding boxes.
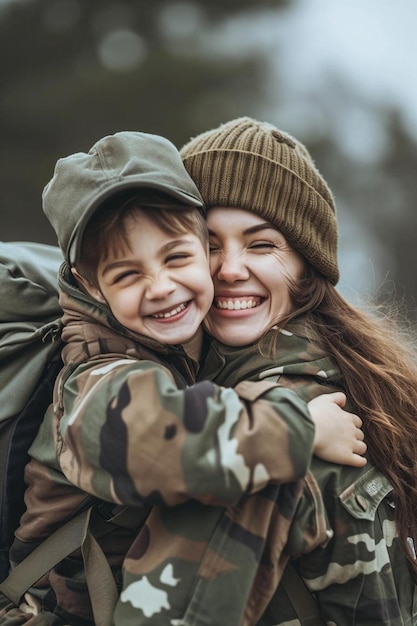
[2,131,364,626]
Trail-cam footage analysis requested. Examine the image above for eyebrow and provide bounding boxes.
[161,238,195,252]
[208,222,275,237]
[100,238,194,277]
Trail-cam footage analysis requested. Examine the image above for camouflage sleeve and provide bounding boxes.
[57,358,315,507]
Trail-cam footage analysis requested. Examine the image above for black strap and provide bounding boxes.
[258,373,325,625]
[279,563,325,626]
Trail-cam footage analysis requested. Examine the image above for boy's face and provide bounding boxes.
[90,209,213,345]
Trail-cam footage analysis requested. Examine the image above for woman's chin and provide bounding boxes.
[205,309,267,346]
[208,325,264,347]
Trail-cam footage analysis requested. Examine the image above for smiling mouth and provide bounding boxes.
[214,297,262,311]
[151,302,189,319]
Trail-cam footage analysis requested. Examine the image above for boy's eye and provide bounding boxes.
[113,270,139,283]
[166,253,190,263]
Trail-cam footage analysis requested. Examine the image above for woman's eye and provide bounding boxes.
[249,241,276,249]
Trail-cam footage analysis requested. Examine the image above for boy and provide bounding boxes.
[3,131,361,625]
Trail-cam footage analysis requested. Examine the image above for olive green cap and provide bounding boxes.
[43,131,204,265]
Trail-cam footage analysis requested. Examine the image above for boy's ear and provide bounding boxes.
[71,267,106,303]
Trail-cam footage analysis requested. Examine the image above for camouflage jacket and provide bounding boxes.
[6,265,316,625]
[195,320,417,626]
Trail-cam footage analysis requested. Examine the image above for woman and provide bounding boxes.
[179,116,417,625]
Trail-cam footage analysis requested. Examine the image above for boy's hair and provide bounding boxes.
[76,190,208,289]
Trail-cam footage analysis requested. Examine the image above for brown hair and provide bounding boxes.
[76,190,208,288]
[280,269,417,580]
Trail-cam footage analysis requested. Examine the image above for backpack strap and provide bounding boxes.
[278,563,325,626]
[0,507,116,626]
[0,353,64,582]
[81,510,118,626]
[0,504,145,626]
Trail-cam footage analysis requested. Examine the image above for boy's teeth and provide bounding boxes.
[215,298,260,310]
[152,303,187,319]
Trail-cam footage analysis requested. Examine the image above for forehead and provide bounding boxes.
[207,206,278,234]
[122,208,192,240]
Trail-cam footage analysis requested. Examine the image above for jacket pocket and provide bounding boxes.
[339,465,394,521]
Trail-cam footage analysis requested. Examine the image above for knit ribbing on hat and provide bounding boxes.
[180,117,339,284]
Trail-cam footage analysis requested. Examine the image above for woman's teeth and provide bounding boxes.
[215,298,260,310]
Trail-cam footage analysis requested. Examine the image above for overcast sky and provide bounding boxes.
[2,0,415,302]
[276,0,417,301]
[279,0,417,131]
[206,0,417,302]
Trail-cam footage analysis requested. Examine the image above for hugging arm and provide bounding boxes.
[57,359,315,507]
[308,392,367,467]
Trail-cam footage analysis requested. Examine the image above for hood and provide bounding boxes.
[58,262,189,369]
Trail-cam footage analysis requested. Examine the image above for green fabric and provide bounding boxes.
[42,131,204,265]
[11,267,315,626]
[0,242,63,420]
[194,323,417,626]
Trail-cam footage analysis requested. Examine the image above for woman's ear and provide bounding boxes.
[71,267,106,303]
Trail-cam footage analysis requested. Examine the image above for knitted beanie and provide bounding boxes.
[180,116,339,284]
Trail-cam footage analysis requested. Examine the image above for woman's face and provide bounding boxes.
[205,207,306,346]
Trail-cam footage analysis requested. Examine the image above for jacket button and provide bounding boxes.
[356,495,368,511]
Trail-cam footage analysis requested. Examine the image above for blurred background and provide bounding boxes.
[1,0,416,316]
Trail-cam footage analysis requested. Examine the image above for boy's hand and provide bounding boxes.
[308,392,367,467]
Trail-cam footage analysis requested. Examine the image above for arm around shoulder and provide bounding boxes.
[58,362,315,507]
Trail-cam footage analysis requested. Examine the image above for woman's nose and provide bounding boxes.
[214,252,250,283]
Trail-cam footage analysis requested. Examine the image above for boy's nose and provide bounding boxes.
[145,273,176,299]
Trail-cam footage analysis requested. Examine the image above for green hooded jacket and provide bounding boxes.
[184,320,417,626]
[6,266,316,626]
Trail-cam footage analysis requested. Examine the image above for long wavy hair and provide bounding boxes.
[279,266,417,580]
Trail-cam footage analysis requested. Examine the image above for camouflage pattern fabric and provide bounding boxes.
[114,480,304,625]
[115,320,417,626]
[2,266,316,625]
[193,320,417,626]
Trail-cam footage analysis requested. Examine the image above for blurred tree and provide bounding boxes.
[0,0,285,243]
[332,113,417,318]
[1,0,416,317]
[275,77,417,318]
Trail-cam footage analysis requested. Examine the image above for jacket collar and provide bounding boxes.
[199,318,341,388]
